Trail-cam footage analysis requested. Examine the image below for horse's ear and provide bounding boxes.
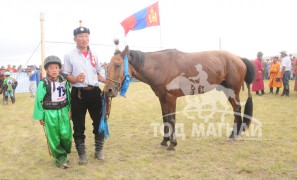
[121,45,129,57]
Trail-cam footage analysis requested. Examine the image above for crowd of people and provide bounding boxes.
[0,64,42,103]
[0,64,42,73]
[252,51,297,97]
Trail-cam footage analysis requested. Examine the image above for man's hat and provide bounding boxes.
[280,50,287,55]
[257,51,263,57]
[73,20,90,36]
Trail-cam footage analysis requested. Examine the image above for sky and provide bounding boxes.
[0,0,297,67]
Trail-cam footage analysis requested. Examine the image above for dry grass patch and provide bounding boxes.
[0,80,296,179]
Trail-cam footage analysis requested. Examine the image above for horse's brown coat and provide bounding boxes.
[104,46,256,150]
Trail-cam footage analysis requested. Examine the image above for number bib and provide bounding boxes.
[51,81,67,102]
[7,79,13,85]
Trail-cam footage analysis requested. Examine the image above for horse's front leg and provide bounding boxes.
[160,111,170,147]
[167,112,177,151]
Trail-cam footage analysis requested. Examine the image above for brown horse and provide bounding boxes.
[104,45,256,150]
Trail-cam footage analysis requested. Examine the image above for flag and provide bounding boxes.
[121,2,160,36]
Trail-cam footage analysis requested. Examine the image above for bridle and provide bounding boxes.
[104,53,137,119]
[104,61,134,119]
[106,63,134,92]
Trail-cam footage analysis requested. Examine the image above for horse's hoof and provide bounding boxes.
[167,145,175,151]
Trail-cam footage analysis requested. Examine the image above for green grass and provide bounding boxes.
[0,80,297,179]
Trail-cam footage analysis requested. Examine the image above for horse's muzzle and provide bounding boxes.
[104,87,118,97]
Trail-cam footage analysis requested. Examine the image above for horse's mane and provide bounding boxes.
[129,49,180,67]
[130,50,145,67]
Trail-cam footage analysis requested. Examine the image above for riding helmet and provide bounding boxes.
[44,55,62,69]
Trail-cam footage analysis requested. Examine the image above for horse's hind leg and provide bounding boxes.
[228,93,242,140]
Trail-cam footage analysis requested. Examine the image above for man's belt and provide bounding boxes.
[42,99,68,110]
[75,85,97,91]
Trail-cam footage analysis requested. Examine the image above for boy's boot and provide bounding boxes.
[11,97,15,104]
[4,96,8,105]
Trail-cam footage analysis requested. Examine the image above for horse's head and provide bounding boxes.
[104,45,131,97]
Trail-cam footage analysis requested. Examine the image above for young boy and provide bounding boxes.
[33,55,72,169]
[3,71,17,104]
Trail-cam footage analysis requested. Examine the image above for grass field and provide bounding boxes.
[0,80,297,179]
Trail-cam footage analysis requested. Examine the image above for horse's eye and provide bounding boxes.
[116,64,121,69]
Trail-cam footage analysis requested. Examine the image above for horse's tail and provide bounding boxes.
[241,58,256,85]
[241,58,256,128]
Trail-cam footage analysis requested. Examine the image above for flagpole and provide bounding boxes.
[159,23,163,50]
[40,12,46,77]
[219,37,222,50]
[158,0,163,50]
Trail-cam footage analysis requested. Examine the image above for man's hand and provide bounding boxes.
[76,73,85,83]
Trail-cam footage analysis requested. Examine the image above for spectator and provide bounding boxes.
[6,64,13,72]
[27,65,37,97]
[268,56,282,94]
[263,59,268,79]
[35,66,41,88]
[18,65,25,72]
[3,71,17,104]
[252,51,266,96]
[291,56,297,80]
[0,73,4,94]
[267,59,272,80]
[280,51,291,97]
[39,65,43,79]
[12,65,19,73]
[0,66,6,74]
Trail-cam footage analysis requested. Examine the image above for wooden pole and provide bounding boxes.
[158,1,163,50]
[219,37,222,50]
[40,12,46,77]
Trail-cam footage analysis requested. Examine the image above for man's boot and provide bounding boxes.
[286,88,289,97]
[95,133,105,161]
[269,87,273,94]
[75,139,87,165]
[281,88,286,96]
